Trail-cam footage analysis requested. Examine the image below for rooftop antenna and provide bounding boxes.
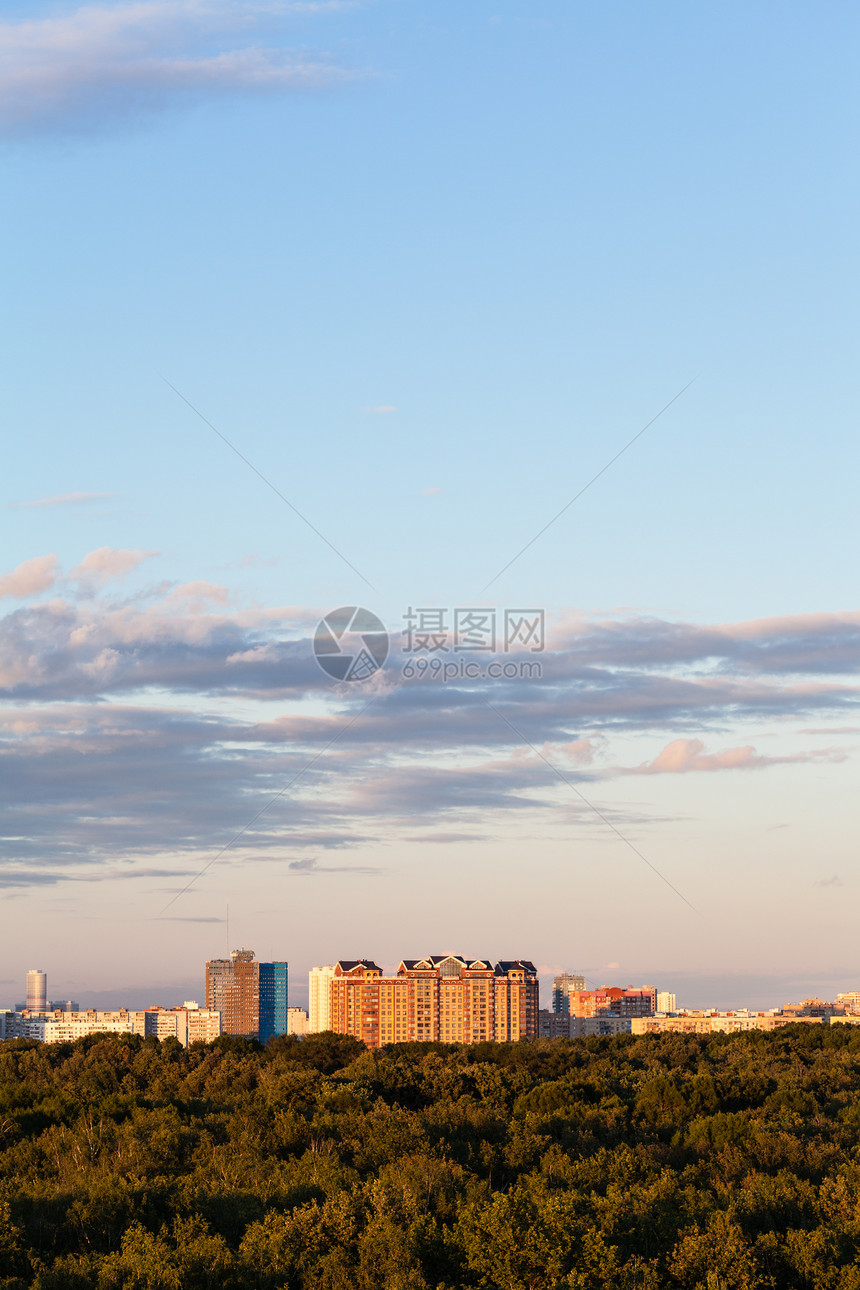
[226,902,230,959]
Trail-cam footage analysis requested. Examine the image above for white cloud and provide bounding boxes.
[0,0,353,137]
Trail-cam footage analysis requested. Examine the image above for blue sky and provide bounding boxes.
[2,0,859,1011]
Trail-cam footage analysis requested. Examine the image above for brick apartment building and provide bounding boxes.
[570,985,657,1018]
[328,955,539,1047]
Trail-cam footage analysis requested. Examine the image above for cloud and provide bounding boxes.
[4,582,860,714]
[287,855,382,875]
[814,875,843,889]
[0,555,58,599]
[364,405,396,413]
[630,738,847,776]
[553,608,860,677]
[556,736,604,766]
[9,491,116,509]
[800,726,860,735]
[237,553,281,568]
[2,588,860,892]
[155,915,225,922]
[0,860,195,890]
[0,0,354,138]
[165,580,230,605]
[420,487,442,496]
[68,546,157,587]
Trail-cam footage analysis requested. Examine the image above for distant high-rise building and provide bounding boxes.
[205,949,288,1039]
[308,965,336,1032]
[656,991,677,1013]
[49,1000,79,1012]
[328,955,539,1048]
[259,961,288,1041]
[206,949,259,1038]
[551,972,586,1015]
[26,970,46,1012]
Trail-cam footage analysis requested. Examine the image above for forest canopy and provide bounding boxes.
[3,1026,860,1287]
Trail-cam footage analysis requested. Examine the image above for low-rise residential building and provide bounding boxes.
[781,998,846,1021]
[571,1015,632,1037]
[0,1004,220,1046]
[287,1007,308,1036]
[632,1010,832,1036]
[632,1014,715,1035]
[539,1012,635,1038]
[137,1004,221,1045]
[539,1009,573,1038]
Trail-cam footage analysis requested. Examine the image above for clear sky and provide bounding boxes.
[1,0,858,1013]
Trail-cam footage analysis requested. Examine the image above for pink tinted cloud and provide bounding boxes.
[0,554,58,598]
[10,491,115,509]
[69,547,156,586]
[564,736,607,765]
[632,737,847,775]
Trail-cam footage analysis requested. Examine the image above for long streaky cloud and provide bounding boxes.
[10,491,116,509]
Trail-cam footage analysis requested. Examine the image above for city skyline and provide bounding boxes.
[3,1,858,1010]
[8,954,860,1024]
[8,953,860,1051]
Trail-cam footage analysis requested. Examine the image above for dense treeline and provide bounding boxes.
[3,1028,860,1287]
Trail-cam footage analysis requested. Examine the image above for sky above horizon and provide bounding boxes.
[2,0,859,1015]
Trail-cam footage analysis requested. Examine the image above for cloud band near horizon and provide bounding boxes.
[0,548,858,891]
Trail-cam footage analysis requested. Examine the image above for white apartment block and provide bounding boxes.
[308,965,335,1033]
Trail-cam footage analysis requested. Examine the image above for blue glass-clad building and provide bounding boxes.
[258,961,288,1041]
